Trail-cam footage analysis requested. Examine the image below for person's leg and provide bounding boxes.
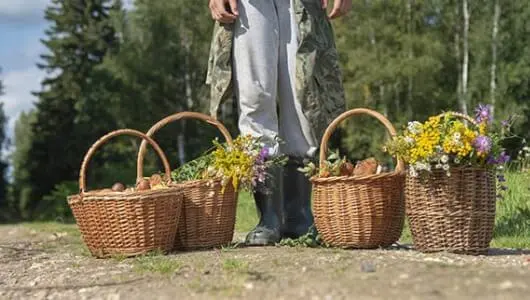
[276,0,317,239]
[233,0,283,245]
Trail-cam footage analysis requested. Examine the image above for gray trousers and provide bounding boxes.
[233,0,317,158]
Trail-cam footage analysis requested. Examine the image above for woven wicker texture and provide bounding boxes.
[312,108,406,248]
[405,112,497,255]
[137,112,238,251]
[67,129,184,258]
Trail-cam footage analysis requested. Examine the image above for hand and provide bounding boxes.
[322,0,352,19]
[209,0,239,23]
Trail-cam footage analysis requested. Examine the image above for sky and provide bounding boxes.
[0,0,134,157]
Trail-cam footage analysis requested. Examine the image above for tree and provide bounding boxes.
[103,0,221,175]
[8,110,37,220]
[0,68,8,218]
[24,0,122,219]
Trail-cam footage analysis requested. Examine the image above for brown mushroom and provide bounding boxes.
[111,182,125,192]
[353,158,379,177]
[340,162,355,176]
[136,179,151,191]
[149,174,162,187]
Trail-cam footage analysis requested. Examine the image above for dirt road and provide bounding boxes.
[1,224,529,300]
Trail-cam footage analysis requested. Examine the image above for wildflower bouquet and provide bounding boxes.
[171,135,287,193]
[384,104,512,178]
[385,104,517,254]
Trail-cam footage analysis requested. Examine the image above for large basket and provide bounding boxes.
[137,112,238,251]
[405,112,497,255]
[312,108,406,248]
[67,129,184,258]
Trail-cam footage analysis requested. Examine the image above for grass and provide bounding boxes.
[132,252,183,275]
[222,258,249,273]
[235,192,258,233]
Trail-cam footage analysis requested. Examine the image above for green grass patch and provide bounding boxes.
[222,258,249,273]
[132,252,183,275]
[399,220,413,244]
[22,221,80,237]
[494,171,530,238]
[491,236,530,249]
[235,192,258,233]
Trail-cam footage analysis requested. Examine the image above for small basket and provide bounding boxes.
[67,129,184,258]
[405,112,497,255]
[137,112,238,251]
[311,108,406,248]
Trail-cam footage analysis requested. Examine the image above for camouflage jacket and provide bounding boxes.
[205,0,345,142]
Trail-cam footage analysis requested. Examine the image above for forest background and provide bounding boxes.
[0,0,528,222]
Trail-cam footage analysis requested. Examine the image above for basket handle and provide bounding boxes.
[319,108,405,173]
[79,129,172,194]
[436,111,479,127]
[137,111,234,179]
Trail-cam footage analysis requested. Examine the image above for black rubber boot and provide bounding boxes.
[281,156,315,239]
[245,165,284,246]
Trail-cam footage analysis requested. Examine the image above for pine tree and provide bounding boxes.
[8,110,37,220]
[25,0,121,218]
[0,68,8,216]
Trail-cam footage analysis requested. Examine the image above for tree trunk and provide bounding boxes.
[461,0,470,115]
[178,31,192,166]
[454,2,463,112]
[490,0,500,118]
[394,81,401,113]
[407,0,414,107]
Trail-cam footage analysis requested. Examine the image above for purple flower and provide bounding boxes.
[497,151,511,164]
[487,151,511,165]
[473,135,492,154]
[487,155,498,164]
[501,115,514,128]
[474,104,493,124]
[258,147,269,162]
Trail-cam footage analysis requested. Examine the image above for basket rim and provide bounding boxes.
[404,165,496,174]
[168,177,227,188]
[67,186,183,203]
[310,169,406,183]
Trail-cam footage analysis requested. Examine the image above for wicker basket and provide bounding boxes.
[405,112,497,255]
[137,112,238,251]
[312,108,406,248]
[67,129,184,258]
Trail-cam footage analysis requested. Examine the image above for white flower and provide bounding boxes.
[454,157,461,164]
[446,171,451,177]
[443,164,450,171]
[404,136,415,145]
[409,167,418,177]
[407,121,422,134]
[453,132,461,141]
[435,164,443,169]
[441,155,449,164]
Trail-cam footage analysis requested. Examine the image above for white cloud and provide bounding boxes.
[0,67,43,148]
[0,0,49,22]
[0,0,134,24]
[123,0,134,10]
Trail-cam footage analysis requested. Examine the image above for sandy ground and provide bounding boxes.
[1,224,529,300]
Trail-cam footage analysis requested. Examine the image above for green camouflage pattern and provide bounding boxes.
[205,0,345,142]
